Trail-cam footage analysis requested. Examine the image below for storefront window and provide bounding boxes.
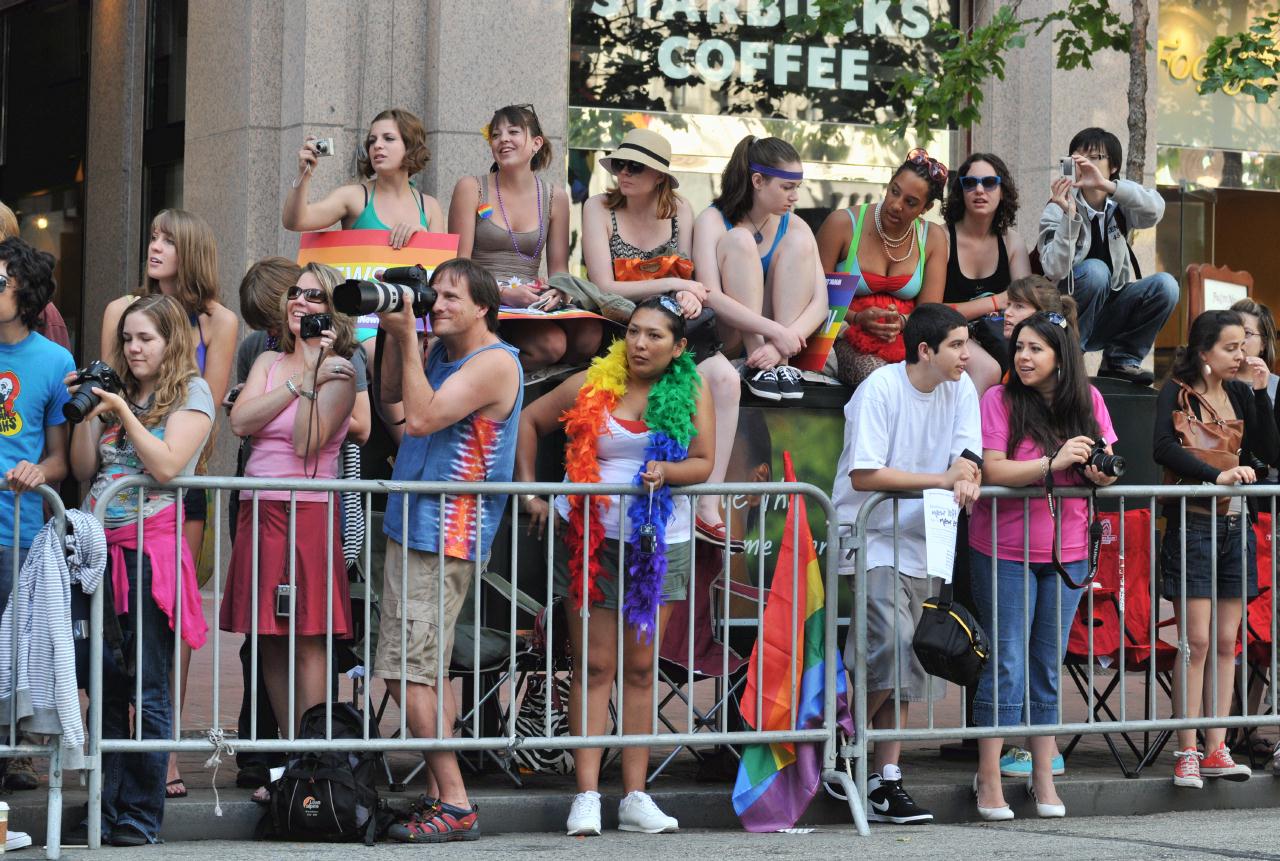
[142,0,187,236]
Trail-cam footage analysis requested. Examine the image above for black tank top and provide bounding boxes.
[944,223,1011,304]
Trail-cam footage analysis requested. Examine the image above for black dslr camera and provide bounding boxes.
[334,264,437,318]
[63,360,125,424]
[1081,439,1125,479]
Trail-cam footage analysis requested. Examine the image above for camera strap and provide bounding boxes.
[1043,447,1102,590]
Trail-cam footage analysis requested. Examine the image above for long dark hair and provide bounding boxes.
[487,104,551,173]
[712,135,801,225]
[1171,310,1245,387]
[1003,312,1100,457]
[942,152,1019,233]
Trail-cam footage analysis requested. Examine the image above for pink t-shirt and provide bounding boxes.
[970,385,1117,563]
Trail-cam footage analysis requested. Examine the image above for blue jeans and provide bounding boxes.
[970,550,1085,728]
[0,544,26,617]
[100,549,173,843]
[1064,259,1179,368]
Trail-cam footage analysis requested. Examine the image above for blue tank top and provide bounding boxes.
[188,311,207,372]
[718,208,791,279]
[383,340,524,561]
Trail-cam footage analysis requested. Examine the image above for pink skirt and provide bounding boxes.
[220,499,352,637]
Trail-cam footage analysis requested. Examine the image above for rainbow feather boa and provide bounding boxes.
[561,339,700,635]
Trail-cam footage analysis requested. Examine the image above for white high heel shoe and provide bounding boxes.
[1026,780,1066,818]
[972,775,1014,821]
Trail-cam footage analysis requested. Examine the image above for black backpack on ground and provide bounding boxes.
[260,702,390,844]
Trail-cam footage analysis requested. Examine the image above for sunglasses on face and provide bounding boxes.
[609,159,648,176]
[287,286,327,303]
[960,175,1002,191]
[906,147,948,181]
[0,274,8,294]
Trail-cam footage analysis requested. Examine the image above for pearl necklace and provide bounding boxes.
[874,203,918,263]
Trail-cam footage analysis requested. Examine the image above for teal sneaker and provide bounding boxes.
[999,747,1065,777]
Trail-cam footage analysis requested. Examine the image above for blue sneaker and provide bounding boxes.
[999,747,1065,777]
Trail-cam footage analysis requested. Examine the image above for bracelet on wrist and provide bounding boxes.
[285,378,302,398]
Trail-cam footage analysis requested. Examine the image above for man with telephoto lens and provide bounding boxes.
[373,258,523,843]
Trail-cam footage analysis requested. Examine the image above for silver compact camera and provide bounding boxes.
[312,137,334,157]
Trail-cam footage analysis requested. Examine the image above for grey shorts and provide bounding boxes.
[553,534,691,611]
[844,566,945,703]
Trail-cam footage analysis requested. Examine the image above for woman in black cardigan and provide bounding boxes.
[1153,309,1279,790]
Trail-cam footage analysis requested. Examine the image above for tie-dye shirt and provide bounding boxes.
[384,340,523,561]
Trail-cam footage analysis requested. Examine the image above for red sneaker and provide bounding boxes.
[387,800,479,843]
[1173,748,1203,789]
[1201,743,1252,781]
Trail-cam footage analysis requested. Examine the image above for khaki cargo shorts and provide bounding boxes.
[373,539,475,686]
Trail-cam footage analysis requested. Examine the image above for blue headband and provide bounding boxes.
[749,162,804,181]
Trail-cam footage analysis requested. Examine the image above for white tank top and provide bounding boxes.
[553,413,692,542]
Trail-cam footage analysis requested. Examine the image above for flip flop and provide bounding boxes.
[695,516,746,553]
[165,778,188,799]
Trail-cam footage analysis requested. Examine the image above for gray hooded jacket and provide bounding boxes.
[1036,179,1166,292]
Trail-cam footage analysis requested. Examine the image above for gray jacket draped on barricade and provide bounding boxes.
[546,273,634,324]
[0,509,105,770]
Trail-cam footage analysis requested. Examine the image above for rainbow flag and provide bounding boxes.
[733,451,853,832]
[792,273,860,373]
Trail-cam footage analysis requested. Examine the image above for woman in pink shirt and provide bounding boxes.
[969,311,1118,821]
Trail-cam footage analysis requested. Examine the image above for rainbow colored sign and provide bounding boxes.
[791,272,859,374]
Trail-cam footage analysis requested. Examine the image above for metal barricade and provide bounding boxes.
[86,475,866,847]
[1,481,70,859]
[849,483,1280,817]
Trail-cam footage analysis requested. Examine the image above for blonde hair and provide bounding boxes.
[0,202,18,239]
[603,175,682,221]
[110,295,200,429]
[276,262,357,358]
[141,209,220,317]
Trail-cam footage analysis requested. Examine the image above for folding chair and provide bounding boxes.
[1229,513,1276,768]
[649,540,754,782]
[1063,508,1177,776]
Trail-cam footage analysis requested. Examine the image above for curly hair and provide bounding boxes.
[110,295,201,430]
[0,237,56,330]
[357,108,431,178]
[943,152,1019,235]
[892,152,947,207]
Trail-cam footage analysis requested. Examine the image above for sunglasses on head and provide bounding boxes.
[1044,312,1068,329]
[960,175,1002,191]
[287,286,327,303]
[906,147,948,181]
[656,294,683,317]
[609,159,649,177]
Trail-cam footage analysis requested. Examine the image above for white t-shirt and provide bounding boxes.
[832,363,981,577]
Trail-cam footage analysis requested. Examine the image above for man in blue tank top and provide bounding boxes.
[374,258,523,843]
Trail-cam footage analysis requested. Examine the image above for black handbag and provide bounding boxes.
[912,581,989,687]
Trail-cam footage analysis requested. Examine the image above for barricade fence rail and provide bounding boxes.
[84,476,868,846]
[851,484,1280,807]
[1,481,68,859]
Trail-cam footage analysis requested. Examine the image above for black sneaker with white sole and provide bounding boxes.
[742,366,782,400]
[773,365,804,400]
[866,775,934,824]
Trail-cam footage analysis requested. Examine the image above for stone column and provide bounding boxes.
[421,0,570,222]
[83,0,147,362]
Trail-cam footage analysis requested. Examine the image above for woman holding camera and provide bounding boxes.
[450,104,601,370]
[581,128,743,549]
[282,107,445,248]
[969,311,1118,821]
[516,296,713,836]
[222,262,357,746]
[101,208,236,796]
[1154,309,1278,789]
[70,294,214,845]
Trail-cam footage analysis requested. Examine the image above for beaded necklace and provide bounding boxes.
[493,171,546,263]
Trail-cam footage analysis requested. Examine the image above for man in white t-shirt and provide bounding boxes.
[833,303,982,824]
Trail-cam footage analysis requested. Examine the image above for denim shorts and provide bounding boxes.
[1161,514,1258,600]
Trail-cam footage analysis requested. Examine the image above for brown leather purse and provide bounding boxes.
[1161,380,1242,515]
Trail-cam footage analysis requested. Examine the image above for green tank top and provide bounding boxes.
[350,183,429,230]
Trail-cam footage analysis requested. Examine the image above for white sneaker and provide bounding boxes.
[6,830,32,851]
[566,791,602,836]
[617,790,678,833]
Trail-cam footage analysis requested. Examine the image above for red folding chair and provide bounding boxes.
[1064,508,1178,776]
[1231,513,1277,767]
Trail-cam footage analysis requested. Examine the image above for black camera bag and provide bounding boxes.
[912,582,989,688]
